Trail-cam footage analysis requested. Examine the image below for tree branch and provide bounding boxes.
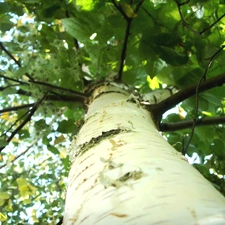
[56,217,63,225]
[0,42,34,80]
[1,109,30,140]
[175,0,201,37]
[29,79,88,99]
[112,0,132,81]
[117,19,132,81]
[0,92,49,152]
[149,73,225,124]
[0,85,86,105]
[0,73,87,104]
[0,41,22,67]
[0,104,34,114]
[160,116,225,132]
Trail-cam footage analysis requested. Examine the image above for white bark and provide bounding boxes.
[64,84,225,225]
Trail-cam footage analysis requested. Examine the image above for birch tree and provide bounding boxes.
[64,83,225,225]
[0,0,225,224]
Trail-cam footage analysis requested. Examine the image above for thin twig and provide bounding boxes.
[0,140,37,169]
[200,13,225,35]
[141,7,157,25]
[183,45,225,154]
[0,74,29,85]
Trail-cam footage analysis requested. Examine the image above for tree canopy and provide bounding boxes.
[0,0,225,224]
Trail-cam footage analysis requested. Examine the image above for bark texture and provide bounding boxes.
[64,84,225,225]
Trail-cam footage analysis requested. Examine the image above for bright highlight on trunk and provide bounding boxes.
[64,84,225,225]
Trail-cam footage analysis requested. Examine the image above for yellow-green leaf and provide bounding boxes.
[0,192,10,200]
[0,212,7,221]
[5,199,13,212]
[120,3,137,18]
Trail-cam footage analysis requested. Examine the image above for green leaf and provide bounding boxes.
[0,15,14,32]
[193,164,210,178]
[0,2,10,14]
[166,133,183,153]
[62,156,70,173]
[120,3,137,18]
[1,88,17,95]
[43,136,52,145]
[35,119,47,130]
[40,3,61,18]
[122,69,137,85]
[165,113,182,123]
[176,68,203,88]
[0,139,8,147]
[152,32,182,47]
[62,14,99,42]
[14,67,28,77]
[18,129,30,139]
[145,59,167,79]
[57,119,76,134]
[158,46,188,66]
[211,139,225,158]
[0,192,10,200]
[75,0,95,11]
[47,145,59,154]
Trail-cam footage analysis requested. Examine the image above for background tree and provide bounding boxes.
[0,0,225,224]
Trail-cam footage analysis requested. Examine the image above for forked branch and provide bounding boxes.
[112,0,144,82]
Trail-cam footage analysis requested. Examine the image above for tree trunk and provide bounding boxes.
[64,84,225,225]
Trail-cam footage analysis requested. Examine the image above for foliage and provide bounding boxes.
[0,0,225,223]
